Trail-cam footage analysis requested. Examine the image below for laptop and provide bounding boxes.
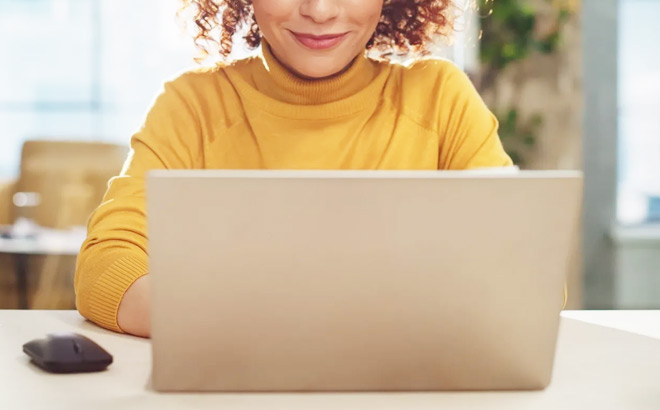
[145,170,582,392]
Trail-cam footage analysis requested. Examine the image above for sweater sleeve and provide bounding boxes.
[437,64,513,170]
[74,77,202,332]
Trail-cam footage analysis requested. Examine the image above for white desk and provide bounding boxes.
[1,310,659,410]
[0,226,86,256]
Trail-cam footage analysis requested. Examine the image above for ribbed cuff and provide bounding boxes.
[88,255,148,333]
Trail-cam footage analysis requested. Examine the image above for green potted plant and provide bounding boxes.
[475,0,574,166]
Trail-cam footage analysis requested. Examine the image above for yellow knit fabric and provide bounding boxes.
[74,44,512,332]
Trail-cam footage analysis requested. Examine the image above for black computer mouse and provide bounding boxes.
[23,332,113,373]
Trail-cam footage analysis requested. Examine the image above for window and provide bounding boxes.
[0,0,199,177]
[617,0,660,224]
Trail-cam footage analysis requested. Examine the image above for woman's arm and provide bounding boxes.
[74,75,202,336]
[117,275,151,337]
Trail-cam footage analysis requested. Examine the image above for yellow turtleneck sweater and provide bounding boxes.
[74,44,512,332]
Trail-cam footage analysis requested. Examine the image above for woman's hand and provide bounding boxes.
[117,275,151,338]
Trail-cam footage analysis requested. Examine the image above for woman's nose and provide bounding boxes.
[299,0,341,24]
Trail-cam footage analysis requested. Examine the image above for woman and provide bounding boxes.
[74,0,512,337]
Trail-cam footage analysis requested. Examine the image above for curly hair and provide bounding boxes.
[180,0,457,61]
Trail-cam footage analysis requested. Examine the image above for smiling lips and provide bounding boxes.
[290,31,349,50]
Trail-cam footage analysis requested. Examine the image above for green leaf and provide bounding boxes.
[523,134,536,146]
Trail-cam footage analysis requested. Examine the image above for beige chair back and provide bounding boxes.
[0,178,17,225]
[15,140,128,228]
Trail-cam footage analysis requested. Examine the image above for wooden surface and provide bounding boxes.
[0,226,83,310]
[0,255,77,310]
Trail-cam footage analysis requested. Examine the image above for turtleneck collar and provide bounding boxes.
[251,39,380,105]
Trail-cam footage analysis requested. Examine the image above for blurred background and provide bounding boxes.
[0,0,657,310]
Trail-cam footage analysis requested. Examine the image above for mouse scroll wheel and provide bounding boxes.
[73,341,82,354]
